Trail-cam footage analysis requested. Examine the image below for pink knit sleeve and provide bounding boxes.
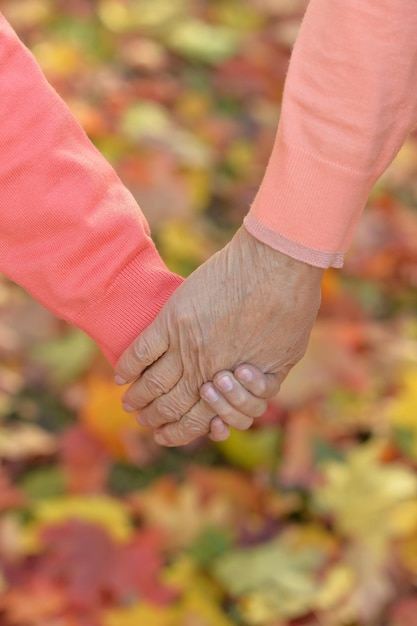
[0,14,183,365]
[244,0,417,268]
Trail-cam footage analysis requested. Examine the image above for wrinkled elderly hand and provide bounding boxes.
[115,226,324,446]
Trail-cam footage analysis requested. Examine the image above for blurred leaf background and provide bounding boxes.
[1,1,417,625]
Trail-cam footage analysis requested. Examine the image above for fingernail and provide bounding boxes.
[237,368,253,383]
[202,385,220,403]
[216,375,233,392]
[114,375,127,385]
[123,403,135,413]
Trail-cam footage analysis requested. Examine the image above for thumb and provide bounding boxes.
[114,314,169,384]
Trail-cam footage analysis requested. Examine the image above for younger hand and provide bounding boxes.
[205,364,281,442]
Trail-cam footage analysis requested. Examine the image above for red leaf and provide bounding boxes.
[59,426,109,494]
[110,528,179,605]
[0,472,25,512]
[37,521,177,611]
[39,521,118,610]
[389,597,417,626]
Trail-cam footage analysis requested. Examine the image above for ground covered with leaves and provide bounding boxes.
[1,1,417,625]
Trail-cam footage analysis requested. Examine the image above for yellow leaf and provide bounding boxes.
[98,0,132,32]
[315,565,356,611]
[314,442,417,556]
[32,41,84,77]
[181,588,234,626]
[181,168,212,213]
[398,532,417,575]
[103,593,233,626]
[103,603,176,626]
[164,556,219,597]
[135,478,230,548]
[215,427,281,471]
[99,0,187,34]
[104,557,234,626]
[1,0,52,28]
[213,1,265,32]
[213,530,325,622]
[224,140,254,177]
[157,221,214,275]
[164,557,234,626]
[389,500,417,536]
[22,494,133,552]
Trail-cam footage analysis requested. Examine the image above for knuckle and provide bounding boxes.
[180,415,207,438]
[160,424,188,447]
[182,373,203,398]
[153,397,182,423]
[122,352,139,377]
[140,373,169,400]
[139,406,164,428]
[132,335,151,363]
[156,428,176,446]
[124,385,153,411]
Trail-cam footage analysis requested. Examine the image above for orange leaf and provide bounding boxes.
[80,376,152,462]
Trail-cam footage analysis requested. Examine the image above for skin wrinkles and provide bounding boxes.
[116,227,323,446]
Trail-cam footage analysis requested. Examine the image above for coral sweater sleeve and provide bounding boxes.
[244,0,417,268]
[0,14,183,365]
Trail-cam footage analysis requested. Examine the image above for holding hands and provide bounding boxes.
[115,227,323,446]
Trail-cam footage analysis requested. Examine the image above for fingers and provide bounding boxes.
[234,365,282,399]
[200,380,255,430]
[154,399,216,447]
[209,417,231,442]
[131,363,281,434]
[199,366,280,430]
[136,377,201,428]
[114,317,169,384]
[207,365,281,440]
[121,352,183,412]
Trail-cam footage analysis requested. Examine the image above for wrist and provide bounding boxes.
[236,225,325,283]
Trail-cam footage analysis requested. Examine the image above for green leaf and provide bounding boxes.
[19,466,66,500]
[213,534,325,621]
[188,526,234,567]
[30,328,97,385]
[215,427,282,471]
[167,20,239,64]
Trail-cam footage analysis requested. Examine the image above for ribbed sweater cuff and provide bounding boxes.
[245,131,374,268]
[72,247,183,366]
